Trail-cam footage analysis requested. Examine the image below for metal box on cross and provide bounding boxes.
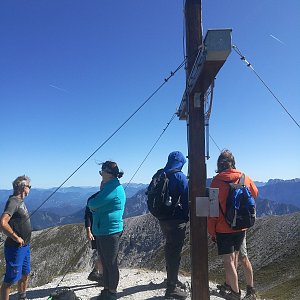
[178,28,232,120]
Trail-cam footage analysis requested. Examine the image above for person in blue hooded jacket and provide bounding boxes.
[160,151,189,300]
[88,161,126,300]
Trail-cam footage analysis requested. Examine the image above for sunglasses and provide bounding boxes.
[25,185,31,189]
[99,169,113,176]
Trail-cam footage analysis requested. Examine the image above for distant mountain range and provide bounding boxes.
[0,183,148,230]
[0,183,147,214]
[257,178,300,207]
[125,187,300,219]
[0,179,299,230]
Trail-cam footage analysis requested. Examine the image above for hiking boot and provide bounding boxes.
[88,271,103,283]
[163,279,187,290]
[225,290,241,300]
[217,282,231,296]
[176,280,187,290]
[243,286,257,299]
[165,286,188,299]
[97,289,109,300]
[96,274,104,286]
[17,292,27,300]
[102,291,117,300]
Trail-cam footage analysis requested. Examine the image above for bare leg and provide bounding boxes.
[0,282,12,300]
[18,274,29,293]
[223,252,239,293]
[240,255,254,287]
[234,251,239,269]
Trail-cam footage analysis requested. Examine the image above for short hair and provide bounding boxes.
[100,161,124,179]
[216,149,236,173]
[12,175,31,192]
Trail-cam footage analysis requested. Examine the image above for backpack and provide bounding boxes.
[48,289,79,300]
[220,173,256,230]
[146,169,181,220]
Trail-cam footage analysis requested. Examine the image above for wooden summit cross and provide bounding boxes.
[177,1,232,299]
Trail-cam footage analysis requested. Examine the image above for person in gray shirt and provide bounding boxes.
[0,175,32,300]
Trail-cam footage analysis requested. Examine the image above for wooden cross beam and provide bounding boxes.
[180,2,232,299]
[177,29,232,120]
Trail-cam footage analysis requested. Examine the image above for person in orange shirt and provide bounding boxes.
[208,150,258,300]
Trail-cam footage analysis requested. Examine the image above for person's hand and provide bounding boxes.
[87,232,95,241]
[15,236,25,247]
[86,228,94,240]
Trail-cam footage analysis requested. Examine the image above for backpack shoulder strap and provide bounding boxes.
[166,169,181,178]
[165,169,182,207]
[224,174,244,188]
[238,173,245,186]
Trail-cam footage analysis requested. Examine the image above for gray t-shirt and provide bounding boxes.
[3,195,32,247]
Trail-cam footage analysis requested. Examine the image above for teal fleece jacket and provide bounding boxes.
[88,178,126,236]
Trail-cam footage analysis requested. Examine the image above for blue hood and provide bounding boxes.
[164,151,186,172]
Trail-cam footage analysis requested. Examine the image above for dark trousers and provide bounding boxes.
[159,219,186,286]
[96,231,122,290]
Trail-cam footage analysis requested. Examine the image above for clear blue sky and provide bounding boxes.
[1,0,299,189]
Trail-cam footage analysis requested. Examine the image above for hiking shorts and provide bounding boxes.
[4,245,31,284]
[216,231,245,255]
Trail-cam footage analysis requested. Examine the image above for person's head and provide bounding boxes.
[216,149,236,173]
[164,151,186,172]
[99,161,124,180]
[12,175,31,197]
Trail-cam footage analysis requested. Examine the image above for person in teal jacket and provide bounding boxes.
[88,161,126,300]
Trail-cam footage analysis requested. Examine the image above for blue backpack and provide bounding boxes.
[220,173,256,230]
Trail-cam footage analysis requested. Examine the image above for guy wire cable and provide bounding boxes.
[205,80,214,121]
[26,59,186,218]
[232,44,300,129]
[203,80,222,153]
[0,59,186,248]
[124,112,177,190]
[204,80,215,159]
[209,134,222,152]
[54,239,90,291]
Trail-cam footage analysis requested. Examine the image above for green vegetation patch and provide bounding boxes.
[259,274,300,300]
[255,253,300,300]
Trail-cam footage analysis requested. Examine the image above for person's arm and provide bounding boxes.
[84,205,92,228]
[84,205,94,240]
[0,213,24,246]
[207,218,217,241]
[249,179,258,199]
[86,226,94,241]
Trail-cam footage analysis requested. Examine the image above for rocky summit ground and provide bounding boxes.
[10,268,246,300]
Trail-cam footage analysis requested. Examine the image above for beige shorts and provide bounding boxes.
[240,233,247,257]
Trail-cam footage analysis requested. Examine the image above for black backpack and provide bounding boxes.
[48,289,79,300]
[146,169,181,220]
[220,173,256,230]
